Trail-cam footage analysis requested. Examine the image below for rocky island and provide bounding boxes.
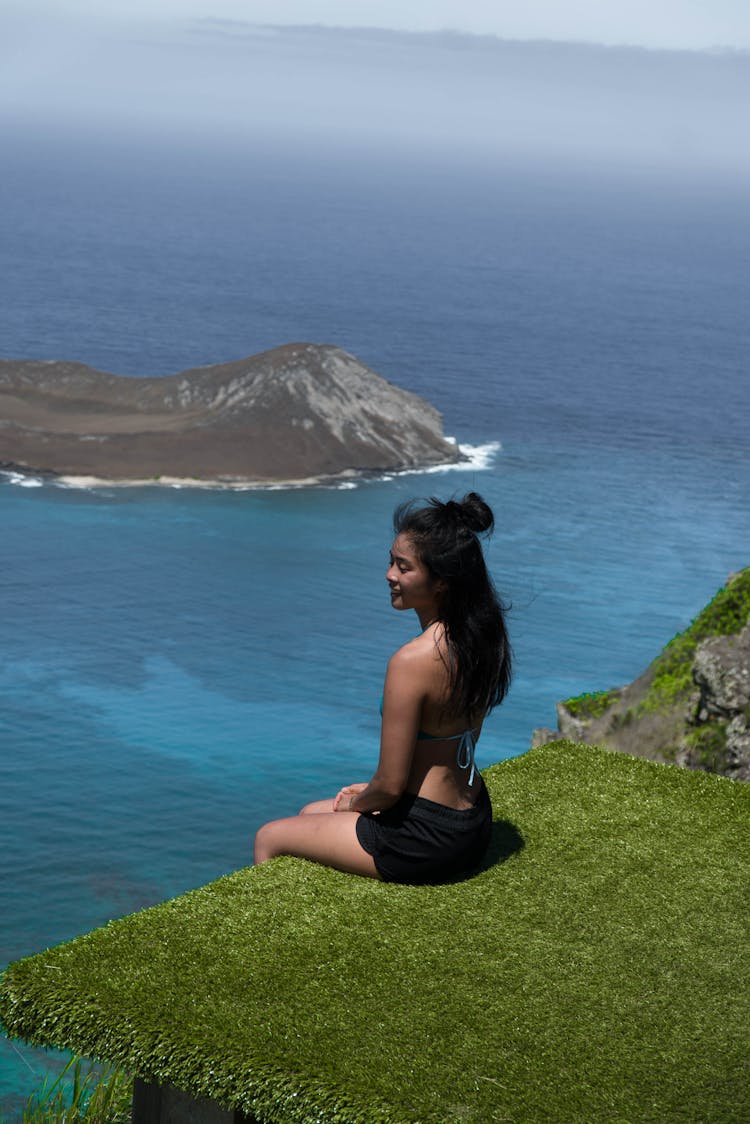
[532,568,750,780]
[0,343,462,486]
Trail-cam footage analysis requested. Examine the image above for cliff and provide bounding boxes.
[0,343,462,484]
[532,568,750,780]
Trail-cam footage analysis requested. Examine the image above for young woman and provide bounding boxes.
[253,492,512,884]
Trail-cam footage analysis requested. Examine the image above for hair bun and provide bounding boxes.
[452,492,494,536]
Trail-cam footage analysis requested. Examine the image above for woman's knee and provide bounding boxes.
[254,819,283,863]
[299,798,335,815]
[253,811,379,879]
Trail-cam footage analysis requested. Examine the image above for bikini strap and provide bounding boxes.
[456,728,478,786]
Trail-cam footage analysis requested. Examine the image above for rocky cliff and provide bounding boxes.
[532,569,750,780]
[0,343,462,484]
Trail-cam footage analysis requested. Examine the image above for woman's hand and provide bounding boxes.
[333,782,368,812]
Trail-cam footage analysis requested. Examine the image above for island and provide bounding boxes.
[0,343,462,486]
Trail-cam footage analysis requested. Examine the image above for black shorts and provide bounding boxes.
[355,781,492,884]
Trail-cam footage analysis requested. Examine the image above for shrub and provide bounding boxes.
[562,688,620,720]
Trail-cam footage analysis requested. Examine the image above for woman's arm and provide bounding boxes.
[341,645,427,813]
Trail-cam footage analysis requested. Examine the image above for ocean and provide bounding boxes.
[1,127,749,1111]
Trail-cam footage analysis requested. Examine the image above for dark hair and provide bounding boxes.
[393,491,512,719]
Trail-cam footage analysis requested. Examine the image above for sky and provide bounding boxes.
[14,0,750,52]
[2,2,750,175]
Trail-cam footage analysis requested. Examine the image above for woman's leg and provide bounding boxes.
[298,797,336,814]
[253,811,380,879]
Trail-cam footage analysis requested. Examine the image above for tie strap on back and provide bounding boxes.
[456,729,478,786]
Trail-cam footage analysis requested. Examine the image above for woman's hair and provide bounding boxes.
[393,491,512,719]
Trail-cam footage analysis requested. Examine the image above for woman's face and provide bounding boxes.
[386,533,444,618]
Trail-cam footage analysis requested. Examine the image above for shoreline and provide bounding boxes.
[1,465,381,492]
[59,471,354,491]
[0,443,499,492]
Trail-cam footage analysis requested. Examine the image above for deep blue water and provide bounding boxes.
[1,127,749,1111]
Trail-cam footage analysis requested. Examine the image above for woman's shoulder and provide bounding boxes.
[389,625,446,671]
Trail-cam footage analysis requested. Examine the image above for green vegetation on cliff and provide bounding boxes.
[562,687,621,720]
[560,569,750,772]
[565,569,750,719]
[641,568,750,713]
[2,744,748,1124]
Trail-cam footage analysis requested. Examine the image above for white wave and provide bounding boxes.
[431,439,501,472]
[1,470,44,488]
[384,440,501,482]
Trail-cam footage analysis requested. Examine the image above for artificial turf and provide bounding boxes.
[1,742,748,1123]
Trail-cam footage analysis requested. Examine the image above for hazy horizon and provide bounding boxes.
[10,0,750,51]
[2,12,750,178]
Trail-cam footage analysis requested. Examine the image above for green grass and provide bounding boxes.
[1,743,748,1123]
[15,1055,132,1124]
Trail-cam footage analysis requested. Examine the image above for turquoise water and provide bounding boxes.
[1,130,749,1112]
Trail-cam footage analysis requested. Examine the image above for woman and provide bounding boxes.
[253,491,512,884]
